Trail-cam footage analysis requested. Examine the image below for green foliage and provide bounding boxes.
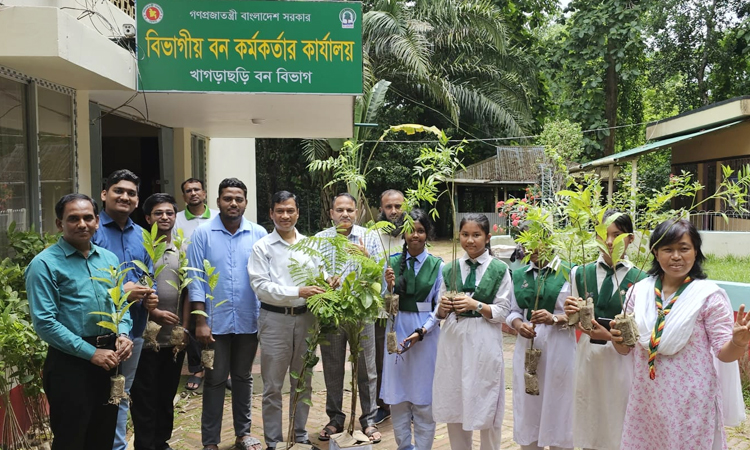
[89,264,135,335]
[0,225,57,437]
[544,0,645,158]
[190,259,224,330]
[133,223,168,287]
[166,229,198,298]
[289,230,384,435]
[538,119,584,172]
[704,254,750,283]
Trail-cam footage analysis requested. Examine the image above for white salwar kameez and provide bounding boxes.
[381,249,443,450]
[506,261,575,450]
[570,257,635,450]
[432,251,512,450]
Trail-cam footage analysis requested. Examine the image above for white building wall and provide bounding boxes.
[206,138,258,222]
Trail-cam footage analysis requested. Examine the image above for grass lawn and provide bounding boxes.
[704,254,750,283]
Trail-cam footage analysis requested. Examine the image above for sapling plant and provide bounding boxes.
[289,230,384,447]
[164,229,196,357]
[190,259,226,370]
[515,206,567,395]
[89,264,136,404]
[134,223,168,350]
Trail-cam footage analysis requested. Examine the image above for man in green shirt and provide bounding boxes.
[26,193,133,450]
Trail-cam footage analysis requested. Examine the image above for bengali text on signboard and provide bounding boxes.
[137,0,363,94]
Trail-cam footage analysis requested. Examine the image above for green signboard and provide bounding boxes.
[136,0,363,94]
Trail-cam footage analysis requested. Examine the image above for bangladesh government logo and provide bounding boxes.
[143,3,164,24]
[339,8,356,29]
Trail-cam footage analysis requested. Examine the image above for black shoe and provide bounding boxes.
[374,407,391,425]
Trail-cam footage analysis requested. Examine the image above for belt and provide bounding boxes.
[260,302,307,316]
[83,333,117,349]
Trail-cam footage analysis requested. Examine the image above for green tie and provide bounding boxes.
[405,257,417,295]
[598,262,615,306]
[464,260,480,293]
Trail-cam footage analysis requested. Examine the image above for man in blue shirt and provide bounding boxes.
[92,169,158,450]
[26,193,133,450]
[188,178,267,450]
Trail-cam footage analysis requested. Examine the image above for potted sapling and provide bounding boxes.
[515,206,567,395]
[557,179,605,331]
[390,124,466,313]
[164,229,198,357]
[191,259,226,370]
[89,264,136,404]
[134,223,168,350]
[289,230,384,449]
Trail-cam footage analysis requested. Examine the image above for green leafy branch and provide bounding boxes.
[89,264,135,335]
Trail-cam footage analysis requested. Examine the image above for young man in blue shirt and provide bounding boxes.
[188,178,267,450]
[26,193,134,450]
[92,169,158,450]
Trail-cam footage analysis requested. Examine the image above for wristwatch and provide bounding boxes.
[552,314,559,325]
[475,302,484,312]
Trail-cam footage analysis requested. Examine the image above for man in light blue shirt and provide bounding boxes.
[26,193,133,450]
[92,169,158,450]
[315,193,384,444]
[188,178,267,450]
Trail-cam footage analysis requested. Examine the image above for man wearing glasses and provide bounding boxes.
[130,193,190,450]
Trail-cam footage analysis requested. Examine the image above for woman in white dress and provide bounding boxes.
[382,209,443,450]
[564,210,645,450]
[507,250,576,450]
[432,214,512,450]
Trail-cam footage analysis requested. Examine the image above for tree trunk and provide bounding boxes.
[697,0,719,106]
[604,39,618,157]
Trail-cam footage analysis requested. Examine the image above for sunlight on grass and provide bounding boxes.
[704,254,750,283]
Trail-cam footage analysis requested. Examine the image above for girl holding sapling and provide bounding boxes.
[507,227,575,450]
[563,210,646,450]
[432,214,511,450]
[611,219,748,450]
[382,209,443,450]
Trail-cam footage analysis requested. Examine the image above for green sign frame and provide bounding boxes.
[136,0,363,94]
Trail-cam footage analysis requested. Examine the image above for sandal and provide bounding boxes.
[235,436,262,450]
[364,426,382,444]
[185,374,203,391]
[319,423,343,441]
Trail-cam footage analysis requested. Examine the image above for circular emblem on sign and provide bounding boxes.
[339,8,356,29]
[142,3,164,24]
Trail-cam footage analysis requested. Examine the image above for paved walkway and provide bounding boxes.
[161,333,750,450]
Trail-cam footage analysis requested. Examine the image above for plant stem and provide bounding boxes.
[347,324,360,436]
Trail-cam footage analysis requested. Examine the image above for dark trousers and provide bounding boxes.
[44,346,118,450]
[185,331,203,373]
[374,321,389,412]
[131,346,186,450]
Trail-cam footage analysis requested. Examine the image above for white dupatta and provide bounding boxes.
[632,277,746,426]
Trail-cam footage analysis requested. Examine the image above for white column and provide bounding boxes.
[206,138,258,222]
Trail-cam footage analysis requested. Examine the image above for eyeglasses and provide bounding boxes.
[151,210,175,217]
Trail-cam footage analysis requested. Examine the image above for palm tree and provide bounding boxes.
[304,0,536,228]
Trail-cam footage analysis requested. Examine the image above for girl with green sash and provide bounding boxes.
[431,214,512,450]
[507,249,575,450]
[563,210,644,450]
[382,209,443,450]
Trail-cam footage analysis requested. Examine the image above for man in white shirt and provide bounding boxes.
[174,178,219,239]
[248,191,325,450]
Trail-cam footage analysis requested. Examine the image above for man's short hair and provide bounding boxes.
[181,177,205,193]
[379,189,404,205]
[218,178,247,198]
[105,169,140,192]
[55,193,99,220]
[332,192,356,206]
[143,193,178,216]
[271,190,299,209]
